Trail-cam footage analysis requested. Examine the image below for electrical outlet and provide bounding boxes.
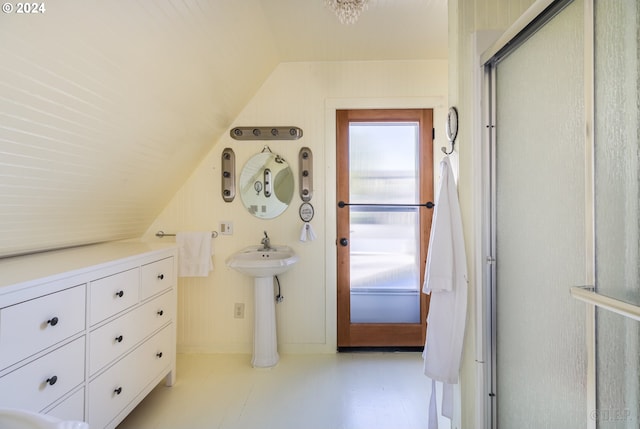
[220,221,234,235]
[234,303,245,319]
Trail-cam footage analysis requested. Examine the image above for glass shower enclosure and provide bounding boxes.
[487,0,640,427]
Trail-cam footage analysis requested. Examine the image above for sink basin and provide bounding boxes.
[226,245,299,277]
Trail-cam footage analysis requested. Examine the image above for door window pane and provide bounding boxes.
[348,123,420,324]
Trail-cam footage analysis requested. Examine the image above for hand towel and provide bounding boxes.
[299,222,317,242]
[176,232,214,277]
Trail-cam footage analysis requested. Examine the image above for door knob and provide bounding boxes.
[339,238,348,247]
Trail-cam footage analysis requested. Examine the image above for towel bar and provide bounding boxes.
[156,230,218,238]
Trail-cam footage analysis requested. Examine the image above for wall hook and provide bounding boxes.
[441,141,456,155]
[442,106,459,155]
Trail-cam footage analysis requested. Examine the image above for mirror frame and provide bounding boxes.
[238,151,294,219]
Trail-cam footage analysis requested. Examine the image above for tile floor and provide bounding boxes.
[116,352,448,429]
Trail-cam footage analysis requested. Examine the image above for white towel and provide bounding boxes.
[176,232,214,277]
[422,156,468,429]
[299,222,317,242]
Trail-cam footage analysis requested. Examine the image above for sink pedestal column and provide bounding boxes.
[252,276,279,367]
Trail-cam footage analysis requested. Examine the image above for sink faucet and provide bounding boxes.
[260,231,271,250]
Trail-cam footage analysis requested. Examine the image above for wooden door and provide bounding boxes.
[336,108,434,348]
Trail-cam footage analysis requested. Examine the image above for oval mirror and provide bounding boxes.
[239,151,294,219]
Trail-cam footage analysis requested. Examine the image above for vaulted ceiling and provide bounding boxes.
[0,0,447,257]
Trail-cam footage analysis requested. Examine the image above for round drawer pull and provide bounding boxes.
[46,375,58,386]
[157,310,164,316]
[114,387,123,395]
[157,274,164,280]
[115,290,124,298]
[156,352,163,359]
[115,335,123,343]
[47,317,59,326]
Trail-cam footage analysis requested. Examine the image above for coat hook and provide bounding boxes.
[441,141,455,155]
[442,106,459,155]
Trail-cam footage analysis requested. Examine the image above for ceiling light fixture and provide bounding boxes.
[325,0,369,24]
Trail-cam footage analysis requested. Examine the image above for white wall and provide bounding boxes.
[449,0,536,427]
[144,60,448,354]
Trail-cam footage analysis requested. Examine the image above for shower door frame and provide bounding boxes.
[477,0,596,428]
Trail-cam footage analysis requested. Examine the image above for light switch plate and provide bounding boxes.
[220,221,233,235]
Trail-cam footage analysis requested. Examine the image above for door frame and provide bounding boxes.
[335,108,433,348]
[324,97,446,351]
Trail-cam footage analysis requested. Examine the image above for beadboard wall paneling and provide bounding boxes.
[0,0,447,258]
[472,0,534,29]
[145,60,448,354]
[0,0,279,257]
[452,0,536,427]
[458,0,536,31]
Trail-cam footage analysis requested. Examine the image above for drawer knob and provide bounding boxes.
[46,375,58,386]
[47,317,59,326]
[157,310,164,316]
[156,352,163,359]
[115,290,124,298]
[114,387,123,395]
[157,274,164,280]
[115,335,123,343]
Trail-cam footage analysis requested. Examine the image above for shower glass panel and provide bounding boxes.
[594,0,640,426]
[348,123,420,323]
[494,1,586,427]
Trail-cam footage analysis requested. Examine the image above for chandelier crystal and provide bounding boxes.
[325,0,369,24]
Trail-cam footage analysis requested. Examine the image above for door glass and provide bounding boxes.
[594,0,640,425]
[348,122,420,324]
[494,1,586,427]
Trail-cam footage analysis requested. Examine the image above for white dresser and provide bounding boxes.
[0,242,178,429]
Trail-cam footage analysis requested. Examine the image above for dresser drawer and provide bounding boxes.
[89,308,143,376]
[89,290,173,375]
[140,257,174,300]
[46,387,85,422]
[0,337,85,412]
[90,268,139,326]
[139,289,174,338]
[88,325,172,429]
[0,285,85,369]
[88,351,138,429]
[135,322,173,387]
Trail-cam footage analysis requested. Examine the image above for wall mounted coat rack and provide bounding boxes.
[230,127,303,140]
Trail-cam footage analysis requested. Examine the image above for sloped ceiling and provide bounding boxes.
[0,0,447,257]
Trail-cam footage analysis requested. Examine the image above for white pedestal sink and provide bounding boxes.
[226,245,299,367]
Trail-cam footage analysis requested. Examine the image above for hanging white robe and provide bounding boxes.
[423,156,468,428]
